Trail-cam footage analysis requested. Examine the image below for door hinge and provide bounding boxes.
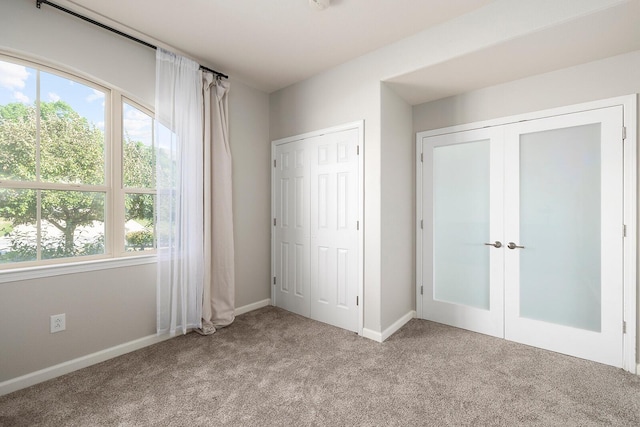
[420,153,423,163]
[420,285,423,295]
[420,219,423,229]
[623,224,627,237]
[622,126,627,141]
[273,159,276,168]
[623,321,627,334]
[273,218,276,226]
[356,296,359,306]
[357,145,360,155]
[357,220,360,230]
[273,276,276,285]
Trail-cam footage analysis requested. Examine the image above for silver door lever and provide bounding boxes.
[484,241,502,248]
[507,242,525,249]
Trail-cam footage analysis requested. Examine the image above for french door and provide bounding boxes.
[421,127,505,338]
[419,106,625,367]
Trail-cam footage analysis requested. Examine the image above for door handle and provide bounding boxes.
[507,242,525,250]
[484,241,502,248]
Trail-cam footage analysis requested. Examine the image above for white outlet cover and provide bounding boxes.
[50,313,66,333]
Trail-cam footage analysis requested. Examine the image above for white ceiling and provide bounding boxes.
[59,0,494,93]
[386,0,640,105]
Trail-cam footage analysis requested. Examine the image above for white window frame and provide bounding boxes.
[118,97,157,257]
[0,53,157,280]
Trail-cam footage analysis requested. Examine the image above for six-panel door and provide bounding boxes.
[273,128,360,332]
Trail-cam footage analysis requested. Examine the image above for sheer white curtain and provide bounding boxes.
[201,74,234,334]
[155,48,204,336]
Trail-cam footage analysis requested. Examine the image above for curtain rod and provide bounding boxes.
[35,0,229,80]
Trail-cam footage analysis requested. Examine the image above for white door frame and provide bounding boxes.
[271,120,365,335]
[416,95,637,373]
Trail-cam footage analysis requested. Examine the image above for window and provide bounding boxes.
[122,101,158,252]
[0,55,156,268]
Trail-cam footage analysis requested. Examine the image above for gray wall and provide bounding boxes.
[268,0,622,335]
[230,82,271,308]
[413,49,640,361]
[269,65,384,333]
[380,83,414,328]
[0,0,270,382]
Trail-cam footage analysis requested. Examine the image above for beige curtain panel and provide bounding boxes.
[200,73,235,335]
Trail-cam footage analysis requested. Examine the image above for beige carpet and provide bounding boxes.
[1,306,640,426]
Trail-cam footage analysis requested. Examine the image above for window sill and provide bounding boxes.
[0,255,156,284]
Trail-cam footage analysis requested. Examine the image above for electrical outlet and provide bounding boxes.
[50,313,66,333]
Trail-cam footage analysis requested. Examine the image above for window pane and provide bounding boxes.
[41,190,105,259]
[40,72,105,185]
[123,102,154,188]
[156,123,176,189]
[0,60,37,181]
[0,188,37,263]
[125,193,154,251]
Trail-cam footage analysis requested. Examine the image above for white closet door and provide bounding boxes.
[421,127,505,338]
[273,124,361,333]
[273,140,310,317]
[310,129,359,332]
[503,106,624,367]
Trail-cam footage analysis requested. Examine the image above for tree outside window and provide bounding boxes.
[0,56,158,266]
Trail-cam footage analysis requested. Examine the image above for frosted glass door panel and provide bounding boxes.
[421,127,504,338]
[504,105,624,368]
[433,140,490,309]
[519,124,601,331]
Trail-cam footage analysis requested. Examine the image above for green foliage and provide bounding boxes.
[126,230,154,251]
[0,219,13,236]
[0,101,104,256]
[123,136,154,188]
[0,100,157,261]
[125,193,154,225]
[0,102,30,121]
[40,101,104,184]
[0,104,36,181]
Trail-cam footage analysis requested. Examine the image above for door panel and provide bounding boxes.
[504,107,624,367]
[274,141,310,317]
[422,127,505,338]
[310,129,359,331]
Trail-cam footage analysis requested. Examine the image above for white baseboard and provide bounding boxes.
[235,298,271,316]
[636,363,640,376]
[0,333,169,397]
[362,328,383,342]
[362,310,417,343]
[0,298,273,397]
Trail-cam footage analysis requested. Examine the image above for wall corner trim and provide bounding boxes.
[362,328,383,343]
[362,310,417,343]
[235,299,272,316]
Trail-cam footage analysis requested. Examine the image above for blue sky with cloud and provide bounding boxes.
[0,59,104,129]
[0,58,154,146]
